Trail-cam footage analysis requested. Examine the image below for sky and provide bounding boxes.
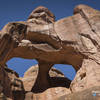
[0,0,100,80]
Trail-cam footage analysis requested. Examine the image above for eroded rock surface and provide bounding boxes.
[0,64,71,100]
[0,65,12,99]
[21,65,71,100]
[0,4,100,100]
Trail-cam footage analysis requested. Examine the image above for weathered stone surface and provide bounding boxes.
[0,65,25,100]
[0,4,100,100]
[21,65,71,92]
[21,65,71,100]
[11,78,25,100]
[0,93,12,100]
[28,6,55,23]
[0,66,13,99]
[58,86,100,100]
[32,87,71,100]
[4,65,24,100]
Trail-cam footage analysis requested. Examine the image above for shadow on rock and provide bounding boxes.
[31,77,71,93]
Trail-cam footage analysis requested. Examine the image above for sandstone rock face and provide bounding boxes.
[58,86,100,100]
[0,65,13,99]
[21,65,68,91]
[4,65,25,100]
[0,64,71,100]
[0,4,100,100]
[21,65,71,100]
[28,6,55,23]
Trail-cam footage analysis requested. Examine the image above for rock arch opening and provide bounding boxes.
[6,57,74,93]
[53,64,76,80]
[6,58,76,81]
[6,57,38,77]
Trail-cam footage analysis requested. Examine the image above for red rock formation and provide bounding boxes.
[0,66,13,99]
[0,4,100,100]
[21,65,71,100]
[28,6,55,23]
[0,64,71,100]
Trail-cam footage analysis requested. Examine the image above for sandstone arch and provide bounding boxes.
[0,4,100,93]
